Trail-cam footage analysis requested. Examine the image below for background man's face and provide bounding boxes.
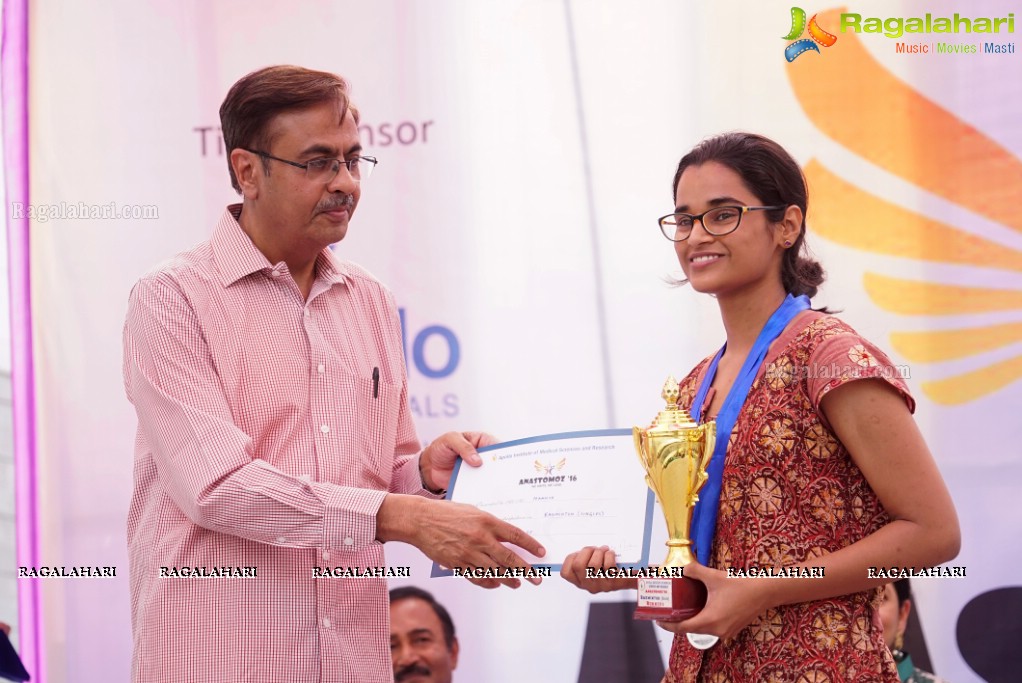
[390,598,459,683]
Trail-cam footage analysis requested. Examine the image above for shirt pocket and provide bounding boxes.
[327,371,401,489]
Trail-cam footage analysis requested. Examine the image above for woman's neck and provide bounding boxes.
[716,280,789,357]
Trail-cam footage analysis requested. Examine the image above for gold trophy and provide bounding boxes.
[633,376,716,622]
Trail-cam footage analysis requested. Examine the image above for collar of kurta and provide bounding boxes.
[212,203,350,288]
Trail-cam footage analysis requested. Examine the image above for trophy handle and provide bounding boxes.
[686,426,716,507]
[633,427,645,466]
[698,423,717,477]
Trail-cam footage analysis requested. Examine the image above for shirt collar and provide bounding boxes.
[212,204,350,288]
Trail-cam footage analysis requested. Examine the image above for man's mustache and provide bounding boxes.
[395,663,431,681]
[316,195,354,213]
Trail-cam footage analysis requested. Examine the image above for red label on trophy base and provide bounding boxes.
[634,575,707,621]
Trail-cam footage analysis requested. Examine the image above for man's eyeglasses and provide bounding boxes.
[244,149,378,183]
[658,205,784,242]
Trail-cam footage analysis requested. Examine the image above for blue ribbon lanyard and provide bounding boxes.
[688,294,811,565]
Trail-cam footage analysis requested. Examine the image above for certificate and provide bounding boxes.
[431,429,655,575]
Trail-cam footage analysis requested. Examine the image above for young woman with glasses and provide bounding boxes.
[561,132,959,683]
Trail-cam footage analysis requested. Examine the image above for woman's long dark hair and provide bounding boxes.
[672,132,825,300]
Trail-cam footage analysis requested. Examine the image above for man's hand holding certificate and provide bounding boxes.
[431,429,654,577]
[379,431,548,590]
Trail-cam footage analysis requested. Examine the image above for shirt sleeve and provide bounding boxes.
[392,454,445,497]
[388,389,444,497]
[807,332,915,431]
[377,286,446,498]
[124,273,392,552]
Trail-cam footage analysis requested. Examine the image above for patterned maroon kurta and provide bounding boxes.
[666,312,913,683]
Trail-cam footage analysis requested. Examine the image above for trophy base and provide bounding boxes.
[633,575,707,621]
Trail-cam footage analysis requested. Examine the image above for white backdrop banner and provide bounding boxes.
[15,1,1021,681]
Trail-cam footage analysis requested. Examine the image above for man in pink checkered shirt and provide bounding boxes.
[123,65,544,683]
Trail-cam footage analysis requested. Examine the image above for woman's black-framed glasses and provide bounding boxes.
[244,149,378,183]
[658,205,784,242]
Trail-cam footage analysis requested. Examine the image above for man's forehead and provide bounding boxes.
[265,102,360,153]
[390,597,444,634]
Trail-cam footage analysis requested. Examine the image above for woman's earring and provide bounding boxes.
[784,240,792,247]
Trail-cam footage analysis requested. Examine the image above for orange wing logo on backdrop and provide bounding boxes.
[787,8,1022,405]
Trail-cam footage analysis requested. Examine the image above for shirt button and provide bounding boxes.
[343,537,354,546]
[322,551,330,561]
[320,424,330,434]
[322,618,331,628]
[317,363,325,374]
[298,474,311,483]
[270,270,280,278]
[304,309,311,318]
[276,537,287,544]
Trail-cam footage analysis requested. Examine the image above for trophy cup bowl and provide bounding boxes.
[633,376,716,621]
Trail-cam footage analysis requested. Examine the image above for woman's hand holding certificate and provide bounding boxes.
[560,545,639,593]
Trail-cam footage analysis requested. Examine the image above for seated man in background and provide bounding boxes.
[390,586,459,683]
[879,579,951,683]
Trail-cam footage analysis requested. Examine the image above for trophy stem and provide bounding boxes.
[663,540,696,569]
